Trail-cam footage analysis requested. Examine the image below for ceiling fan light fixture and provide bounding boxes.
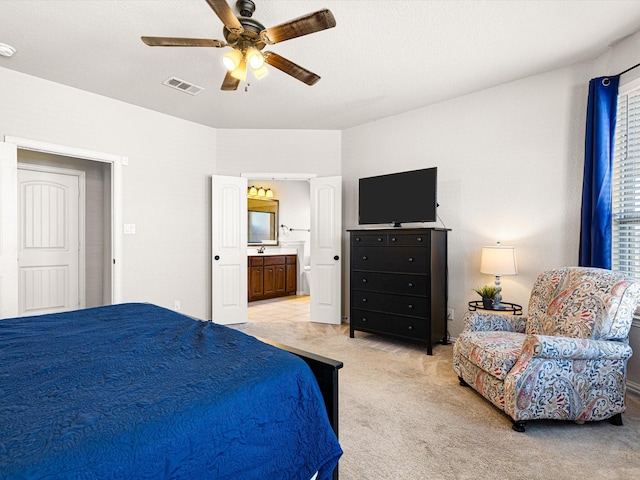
[252,64,269,79]
[246,47,264,69]
[229,59,247,81]
[222,48,243,71]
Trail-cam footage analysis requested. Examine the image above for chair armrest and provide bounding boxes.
[525,334,632,361]
[463,311,527,333]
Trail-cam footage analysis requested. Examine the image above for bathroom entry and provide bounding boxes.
[243,174,342,325]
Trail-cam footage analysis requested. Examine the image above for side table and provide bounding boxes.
[468,300,522,315]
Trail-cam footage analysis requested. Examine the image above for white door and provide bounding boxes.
[18,166,83,316]
[310,176,342,324]
[0,143,19,319]
[212,175,248,324]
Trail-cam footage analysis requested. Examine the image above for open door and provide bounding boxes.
[310,176,342,324]
[212,175,248,324]
[0,142,19,319]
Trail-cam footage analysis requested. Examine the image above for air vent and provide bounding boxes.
[162,77,204,96]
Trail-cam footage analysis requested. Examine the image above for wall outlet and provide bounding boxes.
[174,300,181,311]
[447,308,454,321]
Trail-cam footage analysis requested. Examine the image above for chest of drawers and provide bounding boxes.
[348,228,449,354]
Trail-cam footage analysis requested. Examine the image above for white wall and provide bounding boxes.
[0,67,217,319]
[343,64,592,338]
[216,129,341,177]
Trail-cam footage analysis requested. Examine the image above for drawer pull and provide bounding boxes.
[362,298,368,303]
[377,237,383,242]
[391,237,397,242]
[408,304,413,309]
[408,325,414,331]
[362,256,368,260]
[355,237,362,242]
[362,317,368,323]
[417,237,423,242]
[362,278,368,283]
[408,282,414,287]
[408,257,414,262]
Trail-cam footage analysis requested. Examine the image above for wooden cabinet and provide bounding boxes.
[248,255,297,301]
[348,228,449,355]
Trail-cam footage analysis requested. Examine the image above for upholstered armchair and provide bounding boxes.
[453,267,640,432]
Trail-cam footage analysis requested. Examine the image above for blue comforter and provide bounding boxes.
[0,303,342,479]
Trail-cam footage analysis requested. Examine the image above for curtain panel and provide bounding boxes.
[579,76,620,269]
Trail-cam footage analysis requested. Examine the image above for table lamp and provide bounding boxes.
[480,242,518,308]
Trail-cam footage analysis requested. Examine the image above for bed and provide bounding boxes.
[0,303,343,479]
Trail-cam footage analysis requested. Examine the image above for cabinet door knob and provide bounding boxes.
[334,255,340,261]
[355,237,361,242]
[408,325,414,331]
[391,237,397,242]
[408,282,414,287]
[408,304,413,309]
[362,278,368,283]
[214,255,220,261]
[362,256,368,260]
[362,298,367,303]
[362,317,368,323]
[417,237,423,242]
[408,257,414,262]
[377,237,383,242]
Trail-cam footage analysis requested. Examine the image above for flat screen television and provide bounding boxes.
[358,167,437,227]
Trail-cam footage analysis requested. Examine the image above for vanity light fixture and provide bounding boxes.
[248,186,274,198]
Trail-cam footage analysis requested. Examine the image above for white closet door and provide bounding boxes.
[310,176,342,325]
[211,175,247,324]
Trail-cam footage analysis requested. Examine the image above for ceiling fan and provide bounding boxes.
[141,0,336,91]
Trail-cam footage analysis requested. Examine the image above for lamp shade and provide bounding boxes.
[480,245,518,275]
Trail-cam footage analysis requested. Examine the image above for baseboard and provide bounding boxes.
[628,380,640,396]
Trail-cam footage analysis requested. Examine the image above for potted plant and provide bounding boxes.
[473,285,499,309]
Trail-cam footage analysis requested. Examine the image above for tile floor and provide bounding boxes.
[247,295,311,323]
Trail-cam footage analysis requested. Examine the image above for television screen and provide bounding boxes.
[358,167,437,226]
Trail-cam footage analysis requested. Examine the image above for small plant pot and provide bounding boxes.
[482,298,494,309]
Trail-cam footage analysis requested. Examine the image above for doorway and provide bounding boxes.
[242,174,342,325]
[0,136,123,319]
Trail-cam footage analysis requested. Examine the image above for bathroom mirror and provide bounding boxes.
[248,198,279,246]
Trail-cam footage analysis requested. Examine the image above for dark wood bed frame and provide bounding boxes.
[258,337,343,480]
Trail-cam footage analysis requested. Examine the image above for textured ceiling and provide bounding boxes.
[1,0,640,130]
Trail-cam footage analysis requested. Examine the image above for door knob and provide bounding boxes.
[214,255,220,261]
[334,255,340,260]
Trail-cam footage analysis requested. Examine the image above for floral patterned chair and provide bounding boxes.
[453,267,640,432]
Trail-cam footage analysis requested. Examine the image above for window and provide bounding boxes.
[612,80,640,278]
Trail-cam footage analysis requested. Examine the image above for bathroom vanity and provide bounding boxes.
[248,250,297,302]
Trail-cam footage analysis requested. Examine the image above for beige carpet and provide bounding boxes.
[234,298,640,479]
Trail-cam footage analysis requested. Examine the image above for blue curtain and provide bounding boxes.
[579,75,620,269]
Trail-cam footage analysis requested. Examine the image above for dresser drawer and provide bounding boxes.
[352,271,428,295]
[351,233,388,245]
[387,233,430,247]
[352,290,428,317]
[351,309,427,341]
[352,246,428,273]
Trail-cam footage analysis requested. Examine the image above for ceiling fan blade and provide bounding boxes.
[205,0,243,34]
[141,36,226,47]
[221,71,240,91]
[263,52,321,86]
[261,9,336,45]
